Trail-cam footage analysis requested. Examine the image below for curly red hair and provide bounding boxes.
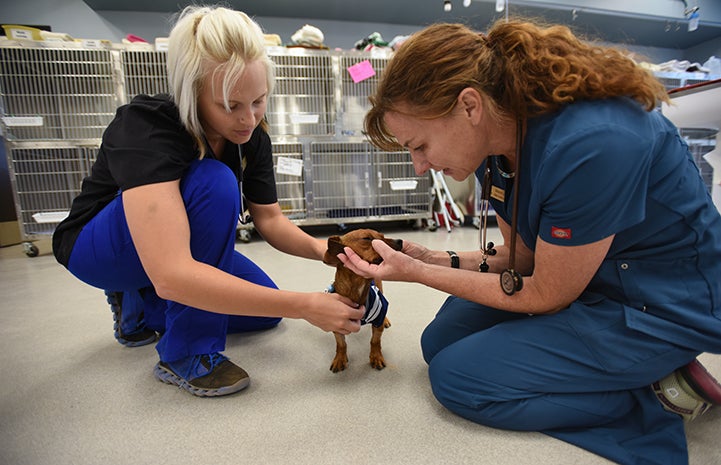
[365,20,669,151]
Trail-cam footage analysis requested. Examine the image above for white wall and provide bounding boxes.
[3,0,121,43]
[3,0,712,62]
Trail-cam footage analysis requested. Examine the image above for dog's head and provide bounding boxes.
[323,229,403,267]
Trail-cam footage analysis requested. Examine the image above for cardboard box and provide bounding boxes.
[0,221,22,247]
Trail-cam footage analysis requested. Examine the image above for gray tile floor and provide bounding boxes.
[1,224,719,465]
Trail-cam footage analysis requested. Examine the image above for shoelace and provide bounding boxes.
[186,353,228,379]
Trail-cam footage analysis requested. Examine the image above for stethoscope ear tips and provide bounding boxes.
[500,269,523,296]
[486,242,497,256]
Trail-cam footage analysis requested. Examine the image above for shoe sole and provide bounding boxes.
[153,362,250,397]
[107,291,157,347]
[117,331,158,347]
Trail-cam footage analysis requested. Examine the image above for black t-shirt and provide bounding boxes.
[52,94,277,266]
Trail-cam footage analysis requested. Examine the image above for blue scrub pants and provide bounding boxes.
[421,295,700,465]
[67,159,281,363]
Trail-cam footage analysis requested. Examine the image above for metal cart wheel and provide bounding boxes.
[23,242,39,257]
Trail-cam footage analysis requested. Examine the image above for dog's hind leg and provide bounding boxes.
[330,332,349,372]
[369,322,387,370]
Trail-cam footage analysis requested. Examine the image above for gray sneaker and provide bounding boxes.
[154,353,250,397]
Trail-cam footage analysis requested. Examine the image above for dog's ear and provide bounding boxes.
[323,235,344,265]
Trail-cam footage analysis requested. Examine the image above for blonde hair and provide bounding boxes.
[365,20,670,151]
[167,5,275,158]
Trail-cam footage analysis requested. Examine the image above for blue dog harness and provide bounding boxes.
[326,282,388,327]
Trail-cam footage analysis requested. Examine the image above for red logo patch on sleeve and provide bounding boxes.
[551,226,572,239]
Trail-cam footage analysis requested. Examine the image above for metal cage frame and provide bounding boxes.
[1,40,432,255]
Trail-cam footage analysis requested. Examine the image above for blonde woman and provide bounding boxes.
[53,5,364,397]
[339,21,721,464]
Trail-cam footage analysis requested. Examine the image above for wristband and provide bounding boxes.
[446,250,459,269]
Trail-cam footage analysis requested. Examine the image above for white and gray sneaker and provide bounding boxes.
[652,359,721,421]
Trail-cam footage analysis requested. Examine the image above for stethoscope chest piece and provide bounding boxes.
[500,269,523,296]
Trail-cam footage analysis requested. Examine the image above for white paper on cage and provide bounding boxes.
[276,156,303,177]
[2,116,43,127]
[289,114,319,124]
[390,180,418,191]
[32,211,69,223]
[705,148,721,212]
[704,148,721,182]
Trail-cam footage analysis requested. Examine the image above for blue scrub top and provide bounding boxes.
[477,98,721,352]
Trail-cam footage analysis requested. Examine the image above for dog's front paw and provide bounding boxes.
[369,352,386,370]
[330,354,349,373]
[383,317,391,329]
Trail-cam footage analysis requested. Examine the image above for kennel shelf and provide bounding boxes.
[1,40,430,255]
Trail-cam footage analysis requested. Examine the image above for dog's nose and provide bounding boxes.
[395,239,403,250]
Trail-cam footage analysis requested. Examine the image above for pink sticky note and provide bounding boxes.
[347,60,376,83]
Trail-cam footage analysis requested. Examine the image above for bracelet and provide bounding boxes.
[446,250,459,269]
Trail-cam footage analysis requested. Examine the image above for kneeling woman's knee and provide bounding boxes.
[181,159,240,214]
[427,355,481,422]
[421,321,444,364]
[427,355,501,428]
[180,159,240,234]
[427,352,530,431]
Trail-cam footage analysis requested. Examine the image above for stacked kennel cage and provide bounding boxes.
[680,127,717,195]
[1,41,431,254]
[267,48,430,229]
[655,72,719,196]
[0,42,118,256]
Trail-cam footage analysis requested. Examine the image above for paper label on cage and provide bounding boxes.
[347,60,376,83]
[155,38,169,51]
[289,114,319,124]
[32,211,69,223]
[80,39,103,49]
[2,116,43,127]
[9,29,33,40]
[276,156,303,177]
[390,180,418,191]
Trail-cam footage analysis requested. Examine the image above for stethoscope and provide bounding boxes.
[478,119,524,296]
[206,138,252,225]
[237,144,252,225]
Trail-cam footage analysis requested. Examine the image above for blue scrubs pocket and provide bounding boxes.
[563,299,678,374]
[616,258,692,306]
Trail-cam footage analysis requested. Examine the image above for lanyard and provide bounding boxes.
[479,119,524,296]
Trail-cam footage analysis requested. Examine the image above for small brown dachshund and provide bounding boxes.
[322,228,403,372]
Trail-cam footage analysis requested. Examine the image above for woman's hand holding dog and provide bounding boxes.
[339,239,420,283]
[303,292,365,335]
